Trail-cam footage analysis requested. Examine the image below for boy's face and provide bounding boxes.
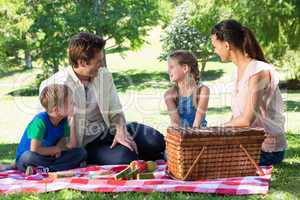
[167,58,188,82]
[56,96,74,118]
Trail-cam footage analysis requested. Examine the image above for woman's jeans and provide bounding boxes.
[259,150,285,166]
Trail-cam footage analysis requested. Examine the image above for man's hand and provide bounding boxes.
[110,127,138,153]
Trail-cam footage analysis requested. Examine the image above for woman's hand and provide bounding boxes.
[110,127,138,153]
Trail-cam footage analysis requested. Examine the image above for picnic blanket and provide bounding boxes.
[0,161,272,195]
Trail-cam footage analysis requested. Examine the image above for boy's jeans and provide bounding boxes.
[16,148,87,172]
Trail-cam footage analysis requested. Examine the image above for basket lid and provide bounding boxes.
[167,127,265,138]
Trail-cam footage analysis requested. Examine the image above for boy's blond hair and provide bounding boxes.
[39,84,72,112]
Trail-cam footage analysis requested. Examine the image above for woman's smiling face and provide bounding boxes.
[211,34,230,61]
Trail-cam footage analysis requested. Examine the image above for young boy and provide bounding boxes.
[15,84,87,174]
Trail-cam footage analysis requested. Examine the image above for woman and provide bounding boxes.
[211,19,287,166]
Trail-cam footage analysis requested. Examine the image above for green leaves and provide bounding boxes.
[0,0,164,80]
[161,0,300,78]
[160,0,217,72]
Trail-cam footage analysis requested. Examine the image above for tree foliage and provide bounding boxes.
[0,0,164,82]
[28,0,163,77]
[0,0,33,70]
[161,0,300,79]
[160,0,220,73]
[218,0,300,61]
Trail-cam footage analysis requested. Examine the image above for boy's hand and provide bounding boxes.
[55,151,61,158]
[53,146,62,157]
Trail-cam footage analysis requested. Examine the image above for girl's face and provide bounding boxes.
[211,34,230,61]
[167,58,188,82]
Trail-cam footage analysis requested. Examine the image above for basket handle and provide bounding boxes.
[183,146,206,180]
[239,144,265,176]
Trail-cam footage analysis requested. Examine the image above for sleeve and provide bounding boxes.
[248,61,274,81]
[27,118,46,140]
[108,71,123,117]
[247,61,280,103]
[63,121,70,137]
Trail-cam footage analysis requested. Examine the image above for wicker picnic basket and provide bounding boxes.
[166,127,266,180]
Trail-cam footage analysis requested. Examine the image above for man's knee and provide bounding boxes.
[102,145,137,165]
[77,148,88,161]
[116,146,138,164]
[69,147,88,162]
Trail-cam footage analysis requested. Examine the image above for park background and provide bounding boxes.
[0,0,299,199]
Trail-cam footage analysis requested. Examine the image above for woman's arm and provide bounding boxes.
[224,70,270,127]
[193,85,210,128]
[164,88,180,127]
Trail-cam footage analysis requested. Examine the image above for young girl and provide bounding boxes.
[164,50,210,128]
[211,19,287,166]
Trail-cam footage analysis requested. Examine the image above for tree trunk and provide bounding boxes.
[200,61,206,79]
[25,49,32,69]
[101,48,107,67]
[52,58,59,73]
[95,0,107,67]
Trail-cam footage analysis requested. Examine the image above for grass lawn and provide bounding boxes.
[0,27,299,199]
[0,132,299,199]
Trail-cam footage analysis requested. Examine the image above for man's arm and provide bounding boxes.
[105,70,137,152]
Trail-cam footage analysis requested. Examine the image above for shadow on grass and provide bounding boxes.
[201,69,224,81]
[0,67,28,79]
[7,87,39,97]
[8,85,39,97]
[112,69,170,92]
[207,106,231,114]
[0,143,17,163]
[6,69,225,96]
[285,100,300,112]
[279,79,300,90]
[113,69,224,93]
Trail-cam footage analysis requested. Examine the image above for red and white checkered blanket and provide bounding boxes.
[0,161,272,195]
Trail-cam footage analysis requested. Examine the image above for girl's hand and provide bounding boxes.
[192,123,199,129]
[171,122,180,128]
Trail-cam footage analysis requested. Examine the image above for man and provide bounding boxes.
[40,32,165,164]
